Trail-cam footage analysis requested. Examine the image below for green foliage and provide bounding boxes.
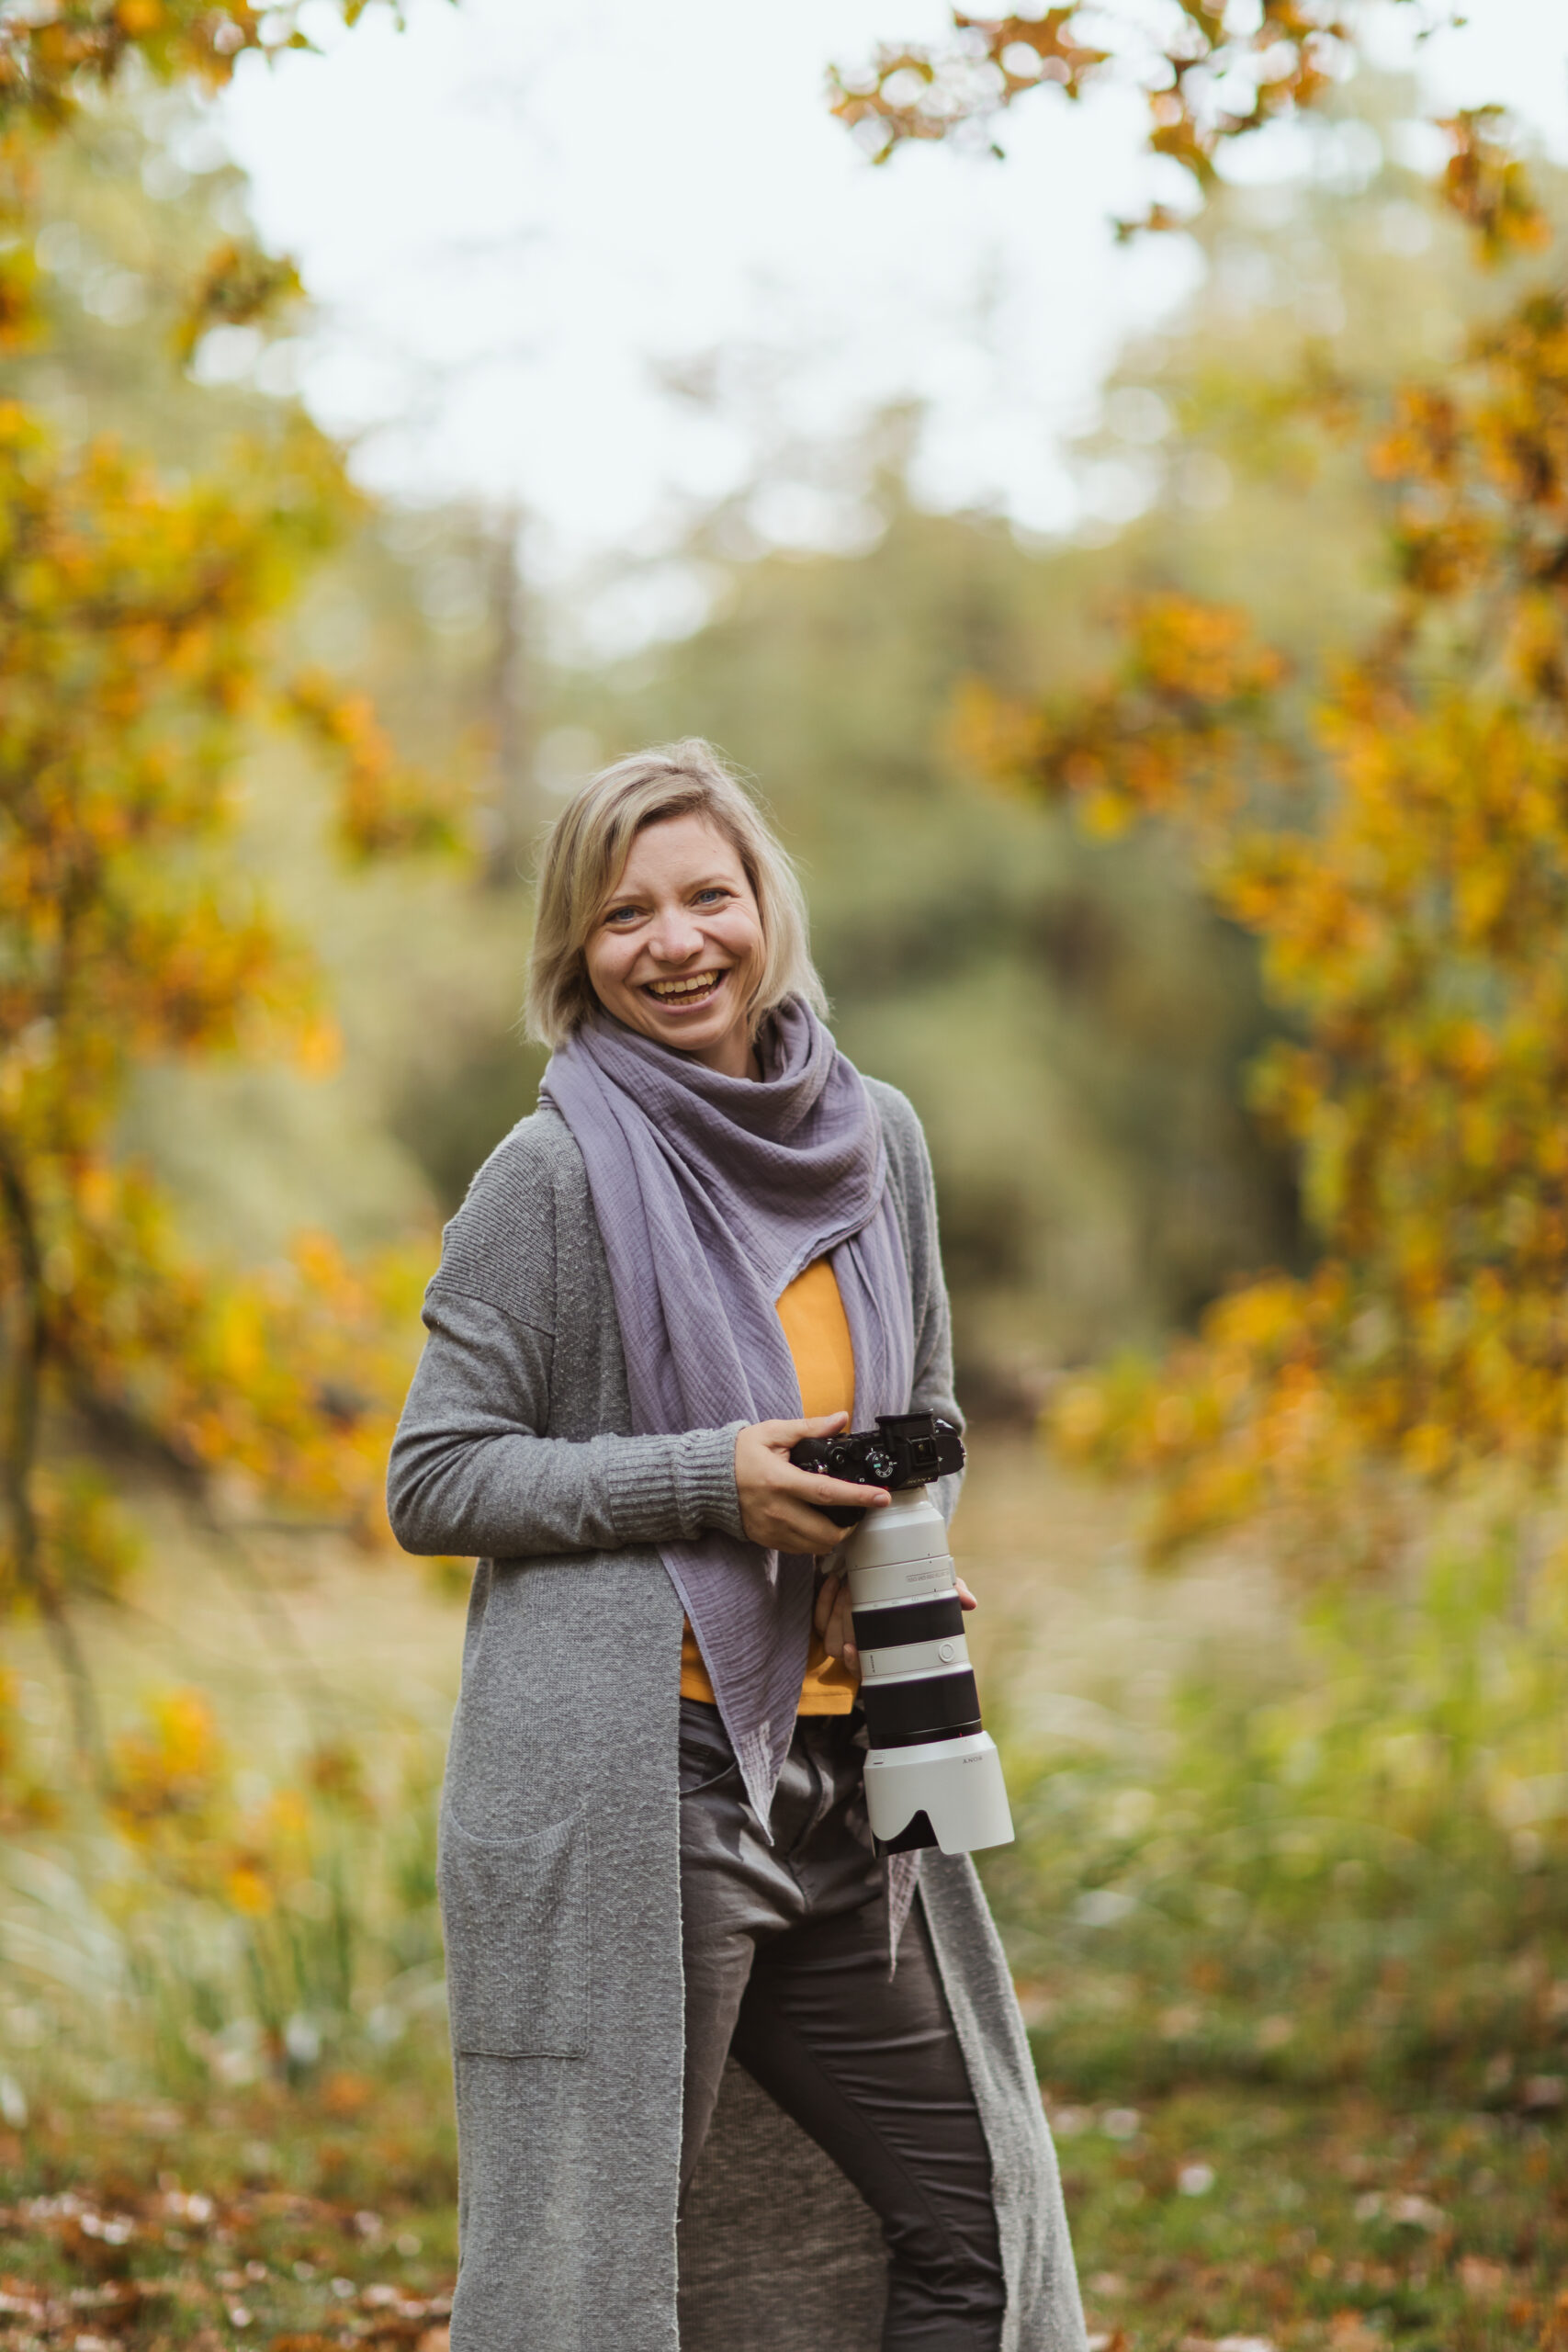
[2,1694,448,2109]
[983,1524,1568,2105]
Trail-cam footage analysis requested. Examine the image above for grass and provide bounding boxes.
[4,1436,1568,2350]
[4,2074,1564,2349]
[1054,2086,1568,2350]
[0,2070,457,2352]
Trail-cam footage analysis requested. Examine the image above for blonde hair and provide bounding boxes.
[525,738,828,1048]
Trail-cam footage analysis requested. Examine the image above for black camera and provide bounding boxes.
[790,1411,965,1526]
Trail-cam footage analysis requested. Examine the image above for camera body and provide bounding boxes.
[789,1411,1014,1856]
[790,1410,965,1526]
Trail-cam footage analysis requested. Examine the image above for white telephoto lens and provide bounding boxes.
[845,1492,1014,1856]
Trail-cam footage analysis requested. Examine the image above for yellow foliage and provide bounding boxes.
[957,593,1290,853]
[110,1688,226,1838]
[106,1685,353,1923]
[1005,181,1568,1568]
[857,31,1562,1570]
[286,668,463,860]
[0,12,462,1702]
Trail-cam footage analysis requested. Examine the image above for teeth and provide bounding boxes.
[647,972,719,999]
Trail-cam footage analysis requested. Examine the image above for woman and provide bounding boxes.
[388,741,1086,2352]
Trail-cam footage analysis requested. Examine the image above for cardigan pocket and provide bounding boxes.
[438,1805,591,2058]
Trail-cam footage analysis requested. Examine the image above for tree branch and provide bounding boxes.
[0,1127,106,1777]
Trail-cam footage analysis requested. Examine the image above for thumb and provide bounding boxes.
[795,1412,850,1437]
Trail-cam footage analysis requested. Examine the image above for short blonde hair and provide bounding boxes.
[525,738,828,1048]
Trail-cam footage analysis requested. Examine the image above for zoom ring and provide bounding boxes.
[859,1668,982,1750]
[852,1594,966,1650]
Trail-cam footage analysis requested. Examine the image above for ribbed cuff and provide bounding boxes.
[598,1436,675,1544]
[592,1425,747,1547]
[675,1422,747,1541]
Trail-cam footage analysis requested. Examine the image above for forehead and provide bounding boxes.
[610,809,747,889]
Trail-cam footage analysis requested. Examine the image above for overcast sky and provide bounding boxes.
[217,0,1568,634]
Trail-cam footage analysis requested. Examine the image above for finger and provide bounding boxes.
[781,1507,856,1556]
[832,1605,859,1673]
[778,1467,889,1512]
[813,1572,841,1635]
[955,1577,978,1611]
[761,1411,851,1446]
[825,1595,859,1674]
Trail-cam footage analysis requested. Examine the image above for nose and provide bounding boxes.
[646,905,705,964]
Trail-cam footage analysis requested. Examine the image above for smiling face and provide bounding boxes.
[582,810,767,1079]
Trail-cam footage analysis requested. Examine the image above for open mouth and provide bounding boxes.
[642,969,725,1008]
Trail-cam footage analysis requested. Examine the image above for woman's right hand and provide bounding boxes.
[734,1412,889,1556]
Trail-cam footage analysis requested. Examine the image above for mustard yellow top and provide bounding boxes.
[679,1255,859,1714]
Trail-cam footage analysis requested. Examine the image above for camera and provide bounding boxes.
[789,1412,1014,1857]
[790,1410,966,1525]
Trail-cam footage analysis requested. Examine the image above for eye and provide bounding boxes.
[603,901,644,926]
[694,887,732,906]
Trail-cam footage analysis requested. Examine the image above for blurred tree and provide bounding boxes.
[478,503,539,889]
[920,67,1568,1558]
[3,95,526,1279]
[831,2,1457,238]
[0,3,459,1767]
[534,106,1527,1401]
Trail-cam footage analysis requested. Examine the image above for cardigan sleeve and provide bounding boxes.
[386,1116,746,1562]
[387,1288,746,1560]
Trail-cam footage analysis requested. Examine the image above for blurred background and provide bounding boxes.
[4,5,1568,2347]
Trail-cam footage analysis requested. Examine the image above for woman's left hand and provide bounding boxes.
[814,1570,977,1678]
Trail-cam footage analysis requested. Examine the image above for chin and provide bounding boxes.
[660,1014,728,1050]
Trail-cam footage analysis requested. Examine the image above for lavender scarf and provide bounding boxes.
[540,997,915,1826]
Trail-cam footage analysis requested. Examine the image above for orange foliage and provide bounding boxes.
[834,3,1390,232]
[0,7,396,357]
[1438,107,1552,267]
[952,593,1287,842]
[964,181,1568,1563]
[0,4,457,1785]
[834,10,1540,263]
[0,5,388,136]
[110,1687,321,1914]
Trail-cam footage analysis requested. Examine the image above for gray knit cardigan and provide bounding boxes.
[387,1081,1087,2352]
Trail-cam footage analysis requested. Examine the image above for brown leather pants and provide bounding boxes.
[678,1698,1006,2352]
